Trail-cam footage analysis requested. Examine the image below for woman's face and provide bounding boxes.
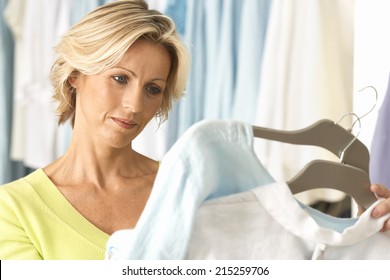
[72,39,171,148]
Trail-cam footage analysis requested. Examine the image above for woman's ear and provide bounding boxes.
[68,75,79,89]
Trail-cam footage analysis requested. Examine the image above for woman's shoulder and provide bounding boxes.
[134,151,160,174]
[0,169,46,198]
[0,168,58,222]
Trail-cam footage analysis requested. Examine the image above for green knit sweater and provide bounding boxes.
[0,169,109,259]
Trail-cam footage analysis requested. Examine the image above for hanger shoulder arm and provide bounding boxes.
[253,119,348,152]
[253,119,370,173]
[287,160,376,209]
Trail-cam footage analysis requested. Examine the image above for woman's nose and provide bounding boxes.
[122,86,143,113]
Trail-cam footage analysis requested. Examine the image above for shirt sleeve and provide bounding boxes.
[0,187,42,260]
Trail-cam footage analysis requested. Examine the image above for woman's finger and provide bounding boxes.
[381,218,390,232]
[370,184,390,199]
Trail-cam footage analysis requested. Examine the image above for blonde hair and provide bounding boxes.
[51,0,190,126]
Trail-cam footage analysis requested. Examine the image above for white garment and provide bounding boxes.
[108,182,390,260]
[187,182,390,259]
[254,0,355,204]
[6,0,72,167]
[146,0,168,12]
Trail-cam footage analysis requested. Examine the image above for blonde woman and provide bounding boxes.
[1,0,390,261]
[0,0,189,260]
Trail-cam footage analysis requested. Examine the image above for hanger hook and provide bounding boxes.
[335,111,361,134]
[336,112,362,164]
[335,85,375,164]
[351,86,378,128]
[335,112,358,128]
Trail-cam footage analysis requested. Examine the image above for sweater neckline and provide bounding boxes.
[25,169,110,248]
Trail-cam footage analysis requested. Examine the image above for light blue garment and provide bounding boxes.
[70,0,101,25]
[370,73,390,189]
[232,0,271,123]
[202,0,223,119]
[176,0,206,138]
[204,0,242,120]
[177,0,236,137]
[106,119,275,259]
[164,0,186,35]
[176,0,271,142]
[300,202,357,233]
[0,0,14,184]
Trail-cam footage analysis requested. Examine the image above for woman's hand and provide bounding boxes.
[370,184,390,232]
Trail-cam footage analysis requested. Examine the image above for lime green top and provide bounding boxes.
[0,169,109,260]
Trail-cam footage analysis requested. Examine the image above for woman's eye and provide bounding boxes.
[113,75,128,84]
[146,85,162,95]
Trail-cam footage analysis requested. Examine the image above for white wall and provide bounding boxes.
[354,0,390,149]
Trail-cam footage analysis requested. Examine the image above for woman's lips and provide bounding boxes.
[111,117,137,129]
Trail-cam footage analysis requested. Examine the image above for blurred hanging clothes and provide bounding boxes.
[231,0,271,122]
[203,0,239,120]
[163,0,186,35]
[146,0,167,12]
[0,0,14,184]
[370,73,390,189]
[203,0,271,123]
[253,0,355,205]
[0,0,31,184]
[6,0,73,169]
[175,0,207,139]
[70,0,101,24]
[176,0,271,140]
[4,0,27,163]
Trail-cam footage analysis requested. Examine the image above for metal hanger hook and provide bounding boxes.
[337,85,377,161]
[335,112,362,164]
[351,86,378,128]
[335,111,360,132]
